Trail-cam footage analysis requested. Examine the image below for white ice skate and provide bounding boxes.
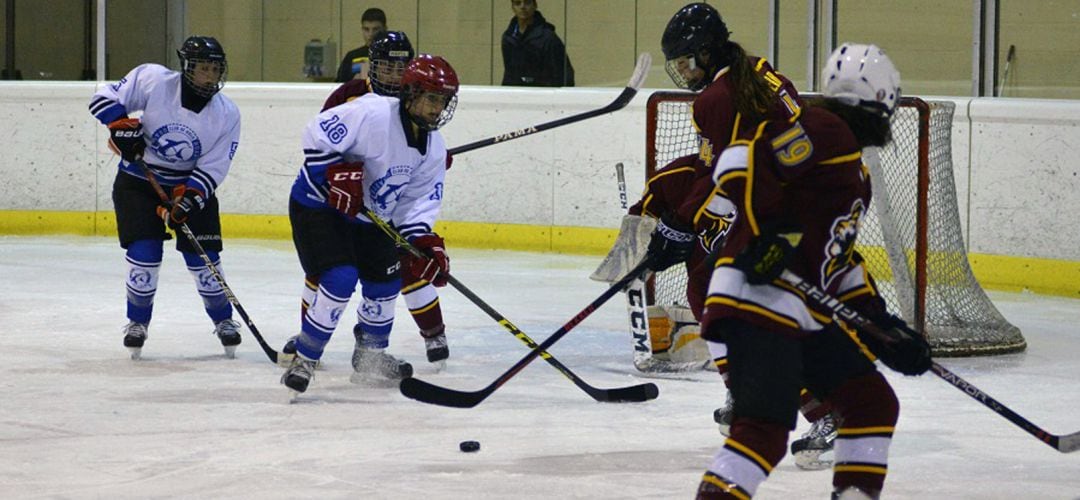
[213,318,242,358]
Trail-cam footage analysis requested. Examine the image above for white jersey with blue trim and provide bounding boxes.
[291,93,447,241]
[89,63,241,196]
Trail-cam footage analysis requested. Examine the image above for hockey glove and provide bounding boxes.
[857,313,932,376]
[646,213,695,272]
[107,117,146,162]
[156,185,205,230]
[408,233,450,287]
[732,224,803,285]
[326,161,365,217]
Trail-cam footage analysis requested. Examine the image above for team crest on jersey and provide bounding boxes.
[368,165,413,216]
[150,123,202,162]
[821,199,865,289]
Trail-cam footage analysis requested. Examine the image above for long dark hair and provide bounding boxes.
[713,41,774,125]
[811,97,893,147]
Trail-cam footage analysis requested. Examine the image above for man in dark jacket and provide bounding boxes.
[501,0,574,87]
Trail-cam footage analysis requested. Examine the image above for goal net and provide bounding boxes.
[644,91,1025,357]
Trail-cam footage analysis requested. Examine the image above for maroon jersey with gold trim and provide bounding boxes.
[701,105,880,337]
[321,79,372,112]
[692,57,801,169]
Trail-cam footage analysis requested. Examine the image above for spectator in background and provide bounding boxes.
[501,0,574,87]
[336,8,387,82]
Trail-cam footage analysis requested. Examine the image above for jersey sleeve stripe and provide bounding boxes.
[399,223,433,240]
[89,97,126,124]
[187,168,217,195]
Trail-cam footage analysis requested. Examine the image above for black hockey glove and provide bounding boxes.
[646,213,695,272]
[107,117,146,162]
[857,313,932,376]
[156,185,205,230]
[732,224,802,285]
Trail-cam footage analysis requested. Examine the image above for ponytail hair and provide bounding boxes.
[718,42,774,124]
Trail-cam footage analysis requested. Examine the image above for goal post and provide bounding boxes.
[644,91,1025,357]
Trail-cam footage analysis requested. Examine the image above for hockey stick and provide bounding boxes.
[996,44,1016,97]
[360,207,658,403]
[133,158,281,365]
[780,269,1080,453]
[447,53,652,156]
[615,162,628,210]
[400,258,657,408]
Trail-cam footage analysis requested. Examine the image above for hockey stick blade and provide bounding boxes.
[781,269,1080,454]
[399,259,657,408]
[448,52,652,155]
[361,207,657,403]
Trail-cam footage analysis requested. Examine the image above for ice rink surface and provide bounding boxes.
[1,236,1078,499]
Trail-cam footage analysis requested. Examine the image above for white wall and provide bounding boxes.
[1,82,1077,261]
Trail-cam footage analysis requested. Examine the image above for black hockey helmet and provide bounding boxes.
[368,31,415,96]
[661,3,730,90]
[177,36,227,98]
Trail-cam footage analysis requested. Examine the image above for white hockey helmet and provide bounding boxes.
[822,43,901,117]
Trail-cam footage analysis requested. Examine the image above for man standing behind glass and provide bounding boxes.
[336,8,387,82]
[501,0,574,87]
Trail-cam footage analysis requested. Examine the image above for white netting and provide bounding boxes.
[645,92,1025,357]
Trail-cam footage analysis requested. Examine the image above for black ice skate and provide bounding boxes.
[791,412,839,471]
[281,355,317,398]
[278,335,323,369]
[713,392,734,436]
[123,322,148,360]
[422,326,449,368]
[213,319,242,358]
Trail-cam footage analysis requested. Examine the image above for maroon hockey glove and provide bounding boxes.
[107,117,146,162]
[733,223,803,285]
[646,213,695,272]
[857,313,932,376]
[408,234,450,287]
[326,162,365,217]
[156,185,205,229]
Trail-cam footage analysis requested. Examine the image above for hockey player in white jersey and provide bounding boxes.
[282,31,452,370]
[88,36,242,360]
[281,54,460,395]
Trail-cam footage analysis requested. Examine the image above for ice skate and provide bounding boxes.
[122,322,148,360]
[713,392,734,436]
[422,329,449,370]
[791,412,839,471]
[281,354,317,400]
[213,318,242,358]
[278,335,322,369]
[350,345,413,383]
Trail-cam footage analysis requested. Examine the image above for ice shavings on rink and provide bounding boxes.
[0,236,1078,499]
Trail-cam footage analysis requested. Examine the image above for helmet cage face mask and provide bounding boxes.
[368,31,415,96]
[180,58,227,98]
[665,54,706,91]
[404,89,458,131]
[369,58,408,96]
[822,43,901,118]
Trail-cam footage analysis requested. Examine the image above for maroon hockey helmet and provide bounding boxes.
[400,54,460,130]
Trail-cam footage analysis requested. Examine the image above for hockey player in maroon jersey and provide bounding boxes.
[282,31,452,369]
[692,43,931,500]
[644,2,839,469]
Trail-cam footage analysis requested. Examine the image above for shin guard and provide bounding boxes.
[830,371,899,496]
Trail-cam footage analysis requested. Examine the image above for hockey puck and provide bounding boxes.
[459,440,480,453]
